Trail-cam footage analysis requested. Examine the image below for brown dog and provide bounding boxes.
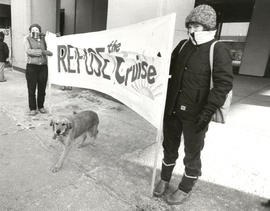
[50,110,99,173]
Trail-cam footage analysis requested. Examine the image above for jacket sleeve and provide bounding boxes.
[24,36,43,57]
[4,43,9,60]
[203,42,233,114]
[169,39,188,75]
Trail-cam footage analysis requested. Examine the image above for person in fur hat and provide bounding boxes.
[153,4,233,205]
[24,24,53,116]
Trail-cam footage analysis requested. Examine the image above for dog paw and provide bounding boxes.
[50,165,61,173]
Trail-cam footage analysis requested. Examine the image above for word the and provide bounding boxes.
[107,40,121,53]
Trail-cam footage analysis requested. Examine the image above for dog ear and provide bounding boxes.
[50,120,55,131]
[63,118,73,129]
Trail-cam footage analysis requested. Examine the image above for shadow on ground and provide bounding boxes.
[1,71,270,210]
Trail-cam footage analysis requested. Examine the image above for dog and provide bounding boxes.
[50,110,99,173]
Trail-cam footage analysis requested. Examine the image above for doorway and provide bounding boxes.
[57,0,108,35]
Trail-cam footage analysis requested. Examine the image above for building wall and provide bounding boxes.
[166,0,195,46]
[11,0,260,71]
[239,0,270,76]
[11,0,195,69]
[107,0,195,47]
[60,0,108,35]
[11,0,56,69]
[11,0,30,69]
[31,0,56,33]
[60,0,75,35]
[75,0,94,33]
[0,0,10,5]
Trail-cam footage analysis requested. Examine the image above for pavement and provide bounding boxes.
[0,68,270,211]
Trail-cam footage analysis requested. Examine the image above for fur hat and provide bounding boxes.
[29,23,41,32]
[185,4,216,30]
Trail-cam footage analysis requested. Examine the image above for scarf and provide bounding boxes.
[188,30,216,45]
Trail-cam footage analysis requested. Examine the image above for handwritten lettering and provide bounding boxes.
[57,45,157,87]
[107,40,121,53]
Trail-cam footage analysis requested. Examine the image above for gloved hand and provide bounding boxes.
[195,110,213,133]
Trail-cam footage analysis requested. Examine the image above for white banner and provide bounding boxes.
[46,14,175,129]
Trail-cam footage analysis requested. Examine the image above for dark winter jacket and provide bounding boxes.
[164,39,233,117]
[0,41,9,62]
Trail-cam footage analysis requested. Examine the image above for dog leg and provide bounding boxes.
[77,133,88,148]
[91,124,98,145]
[51,143,72,173]
[86,127,98,146]
[78,129,97,148]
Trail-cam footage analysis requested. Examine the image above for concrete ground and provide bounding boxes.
[0,69,270,211]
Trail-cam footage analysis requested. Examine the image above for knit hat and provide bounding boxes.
[185,4,216,30]
[29,23,42,32]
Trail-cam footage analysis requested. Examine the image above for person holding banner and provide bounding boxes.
[0,31,9,82]
[24,24,53,116]
[153,4,233,205]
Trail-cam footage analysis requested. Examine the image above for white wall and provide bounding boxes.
[166,0,195,46]
[11,0,30,68]
[107,0,195,47]
[107,0,159,28]
[11,0,56,69]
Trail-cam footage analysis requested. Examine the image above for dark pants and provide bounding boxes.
[25,64,48,111]
[161,111,208,182]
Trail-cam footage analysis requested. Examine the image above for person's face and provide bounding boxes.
[30,26,40,34]
[187,23,204,34]
[30,26,41,39]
